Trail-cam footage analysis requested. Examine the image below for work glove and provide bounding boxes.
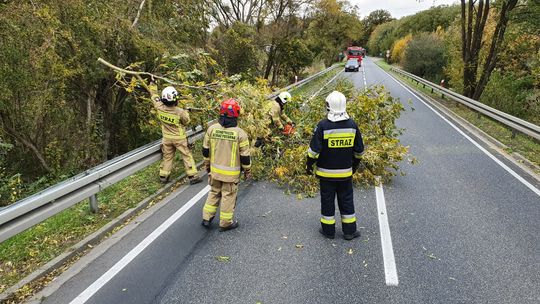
[244,169,252,180]
[306,164,313,175]
[254,137,264,148]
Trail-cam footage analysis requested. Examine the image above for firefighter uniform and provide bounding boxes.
[202,123,251,228]
[307,118,364,238]
[264,99,293,130]
[150,88,198,180]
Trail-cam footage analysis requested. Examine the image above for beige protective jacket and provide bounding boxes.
[203,123,251,183]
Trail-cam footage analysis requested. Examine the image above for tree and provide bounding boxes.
[402,33,447,82]
[460,0,519,100]
[306,0,363,65]
[391,34,413,64]
[363,9,393,32]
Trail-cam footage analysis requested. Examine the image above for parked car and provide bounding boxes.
[345,59,360,72]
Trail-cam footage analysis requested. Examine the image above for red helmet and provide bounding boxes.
[219,98,241,118]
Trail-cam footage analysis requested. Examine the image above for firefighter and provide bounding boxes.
[306,91,364,240]
[254,91,294,147]
[150,85,202,185]
[201,98,251,231]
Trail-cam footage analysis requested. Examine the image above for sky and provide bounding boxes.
[351,0,459,18]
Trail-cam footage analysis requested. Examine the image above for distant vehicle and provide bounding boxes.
[346,46,365,61]
[345,59,360,72]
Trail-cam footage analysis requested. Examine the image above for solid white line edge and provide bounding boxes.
[373,59,540,197]
[69,185,211,304]
[375,181,399,286]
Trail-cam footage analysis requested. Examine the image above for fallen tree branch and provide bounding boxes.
[97,58,219,91]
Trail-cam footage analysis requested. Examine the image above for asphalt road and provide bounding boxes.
[40,57,540,304]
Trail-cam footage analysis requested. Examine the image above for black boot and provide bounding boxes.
[189,175,202,185]
[343,230,361,241]
[319,228,335,239]
[159,176,169,184]
[201,217,214,228]
[219,221,239,232]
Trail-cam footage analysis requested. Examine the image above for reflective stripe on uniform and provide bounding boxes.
[158,111,180,126]
[307,147,319,159]
[204,204,218,213]
[354,151,363,159]
[341,214,357,224]
[159,169,170,176]
[320,216,336,225]
[231,142,237,167]
[323,128,356,139]
[239,140,250,148]
[220,212,234,220]
[211,164,240,176]
[315,167,353,178]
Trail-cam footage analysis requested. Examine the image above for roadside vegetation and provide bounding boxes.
[368,1,539,126]
[375,59,540,168]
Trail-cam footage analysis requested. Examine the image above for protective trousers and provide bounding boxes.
[319,179,357,235]
[159,138,198,178]
[202,177,238,228]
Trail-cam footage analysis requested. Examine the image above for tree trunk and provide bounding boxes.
[472,0,518,100]
[460,0,517,100]
[264,44,276,79]
[0,114,52,173]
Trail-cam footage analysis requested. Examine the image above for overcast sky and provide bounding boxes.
[352,0,459,18]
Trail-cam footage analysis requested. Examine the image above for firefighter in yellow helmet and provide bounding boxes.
[150,85,202,185]
[254,91,294,147]
[201,98,251,231]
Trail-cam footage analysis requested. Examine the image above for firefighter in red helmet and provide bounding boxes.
[201,98,251,231]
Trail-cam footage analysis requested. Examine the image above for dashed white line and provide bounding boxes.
[362,64,367,87]
[375,180,399,286]
[69,185,211,304]
[375,63,540,197]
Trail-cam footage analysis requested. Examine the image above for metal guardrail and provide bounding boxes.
[390,67,540,141]
[0,64,339,243]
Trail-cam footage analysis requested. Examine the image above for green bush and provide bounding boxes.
[480,71,538,122]
[402,33,446,82]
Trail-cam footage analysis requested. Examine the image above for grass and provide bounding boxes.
[373,59,540,167]
[0,142,203,295]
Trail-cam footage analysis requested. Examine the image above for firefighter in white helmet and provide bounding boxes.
[149,84,202,185]
[306,91,364,240]
[254,91,294,147]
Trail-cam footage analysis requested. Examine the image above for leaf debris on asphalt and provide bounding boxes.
[216,256,231,262]
[295,244,304,249]
[347,248,354,255]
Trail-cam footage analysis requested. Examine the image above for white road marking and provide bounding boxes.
[374,63,540,197]
[362,64,367,87]
[69,185,211,304]
[375,180,399,286]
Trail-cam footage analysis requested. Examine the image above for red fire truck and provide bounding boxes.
[345,46,365,61]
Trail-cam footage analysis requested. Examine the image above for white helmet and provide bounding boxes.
[278,91,292,104]
[161,86,178,105]
[325,91,349,122]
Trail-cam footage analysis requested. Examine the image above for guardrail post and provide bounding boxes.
[511,130,517,139]
[89,194,99,213]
